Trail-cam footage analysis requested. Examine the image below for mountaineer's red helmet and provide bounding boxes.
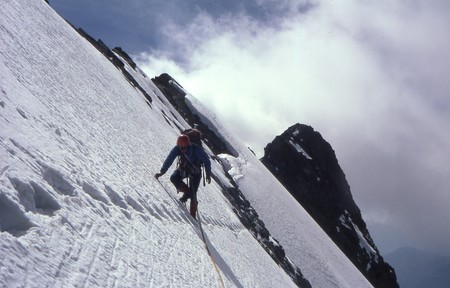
[177,134,190,148]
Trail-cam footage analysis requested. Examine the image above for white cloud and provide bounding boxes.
[137,1,450,254]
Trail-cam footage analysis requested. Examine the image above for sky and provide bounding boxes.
[50,0,450,255]
[0,1,373,286]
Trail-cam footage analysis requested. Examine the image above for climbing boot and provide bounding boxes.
[178,183,192,203]
[189,200,198,219]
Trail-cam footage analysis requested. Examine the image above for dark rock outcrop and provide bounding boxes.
[74,28,153,106]
[261,123,399,288]
[152,73,237,156]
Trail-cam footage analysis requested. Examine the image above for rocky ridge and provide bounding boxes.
[261,123,399,288]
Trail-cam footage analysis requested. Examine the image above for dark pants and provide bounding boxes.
[170,169,201,200]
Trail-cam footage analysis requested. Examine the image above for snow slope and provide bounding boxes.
[0,0,371,287]
[186,97,373,288]
[0,1,296,287]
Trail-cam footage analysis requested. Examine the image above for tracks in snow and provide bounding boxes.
[38,181,244,288]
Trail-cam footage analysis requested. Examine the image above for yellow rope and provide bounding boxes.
[157,180,225,287]
[197,211,225,288]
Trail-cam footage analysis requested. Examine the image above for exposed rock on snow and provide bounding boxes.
[261,123,398,288]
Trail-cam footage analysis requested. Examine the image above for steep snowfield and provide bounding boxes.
[0,1,295,287]
[188,99,373,288]
[0,0,371,287]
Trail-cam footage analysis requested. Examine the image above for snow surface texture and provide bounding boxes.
[0,0,372,287]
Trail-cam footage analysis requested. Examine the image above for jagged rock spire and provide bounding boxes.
[261,123,399,288]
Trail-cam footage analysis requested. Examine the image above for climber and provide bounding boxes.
[155,134,211,218]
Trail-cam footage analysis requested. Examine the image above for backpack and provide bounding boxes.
[177,128,203,176]
[177,128,206,186]
[182,128,202,147]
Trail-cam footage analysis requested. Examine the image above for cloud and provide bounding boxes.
[137,4,396,147]
[136,1,450,254]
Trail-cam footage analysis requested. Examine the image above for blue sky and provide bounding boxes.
[51,0,450,256]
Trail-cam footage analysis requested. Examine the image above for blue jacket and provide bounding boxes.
[160,144,211,177]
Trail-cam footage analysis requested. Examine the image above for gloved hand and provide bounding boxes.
[206,176,211,184]
[155,172,164,179]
